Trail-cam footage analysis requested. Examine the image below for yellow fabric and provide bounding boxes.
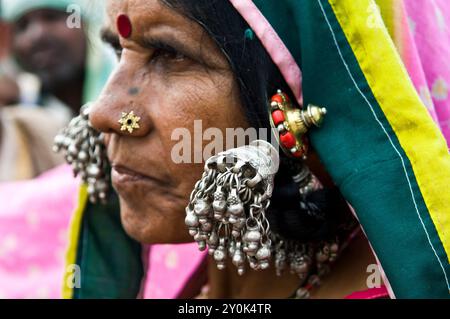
[375,0,395,34]
[375,0,406,53]
[62,184,88,299]
[328,0,450,262]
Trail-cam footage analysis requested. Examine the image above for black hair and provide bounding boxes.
[161,0,349,242]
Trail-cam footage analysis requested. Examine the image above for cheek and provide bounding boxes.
[12,34,28,58]
[148,72,247,189]
[71,29,87,53]
[57,27,86,55]
[156,72,248,140]
[120,200,193,244]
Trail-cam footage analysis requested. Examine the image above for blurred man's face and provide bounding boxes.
[11,9,87,92]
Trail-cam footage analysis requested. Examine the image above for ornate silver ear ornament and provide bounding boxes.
[53,104,110,204]
[186,140,278,275]
[185,140,339,281]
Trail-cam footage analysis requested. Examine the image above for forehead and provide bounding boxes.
[105,0,187,32]
[106,0,162,16]
[103,0,230,69]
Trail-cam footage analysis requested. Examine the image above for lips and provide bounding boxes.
[111,163,167,191]
[113,164,154,181]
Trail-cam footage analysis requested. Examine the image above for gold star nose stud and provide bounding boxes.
[118,111,141,134]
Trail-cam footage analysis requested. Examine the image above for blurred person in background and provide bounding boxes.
[7,3,87,113]
[0,17,20,107]
[0,0,116,299]
[0,74,19,107]
[0,17,9,60]
[0,0,115,181]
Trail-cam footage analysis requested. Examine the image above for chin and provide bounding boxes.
[119,201,194,245]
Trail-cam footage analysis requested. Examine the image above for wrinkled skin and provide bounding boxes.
[90,0,249,244]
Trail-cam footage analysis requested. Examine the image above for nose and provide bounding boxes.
[89,60,153,137]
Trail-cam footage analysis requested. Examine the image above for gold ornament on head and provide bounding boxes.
[118,111,141,133]
[269,90,327,159]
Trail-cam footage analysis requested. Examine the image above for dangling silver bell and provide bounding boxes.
[212,187,227,220]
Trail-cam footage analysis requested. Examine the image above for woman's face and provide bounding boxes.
[90,0,249,244]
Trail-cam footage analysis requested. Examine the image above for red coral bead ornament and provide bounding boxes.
[271,110,285,126]
[271,94,284,105]
[280,132,296,149]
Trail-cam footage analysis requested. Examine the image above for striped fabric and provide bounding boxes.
[249,0,450,297]
[64,0,450,298]
[377,0,450,146]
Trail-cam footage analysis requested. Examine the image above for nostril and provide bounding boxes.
[103,133,112,147]
[87,101,108,133]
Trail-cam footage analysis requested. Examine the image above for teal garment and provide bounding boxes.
[252,0,450,298]
[73,190,144,299]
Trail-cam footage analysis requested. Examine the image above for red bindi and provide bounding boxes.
[117,14,132,38]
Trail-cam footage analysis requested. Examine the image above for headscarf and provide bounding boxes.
[62,0,450,299]
[231,0,450,298]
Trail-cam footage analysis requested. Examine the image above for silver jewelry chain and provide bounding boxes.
[185,141,339,287]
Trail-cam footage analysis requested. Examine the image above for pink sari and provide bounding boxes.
[393,0,450,146]
[0,165,77,298]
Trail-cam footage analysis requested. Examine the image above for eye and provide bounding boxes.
[14,17,29,33]
[151,48,187,63]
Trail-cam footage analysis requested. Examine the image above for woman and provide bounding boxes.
[57,0,450,299]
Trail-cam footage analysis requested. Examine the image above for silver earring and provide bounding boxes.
[185,140,279,275]
[53,104,109,204]
[186,140,339,280]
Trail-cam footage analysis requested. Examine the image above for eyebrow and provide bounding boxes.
[143,35,199,60]
[142,36,181,54]
[100,27,197,60]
